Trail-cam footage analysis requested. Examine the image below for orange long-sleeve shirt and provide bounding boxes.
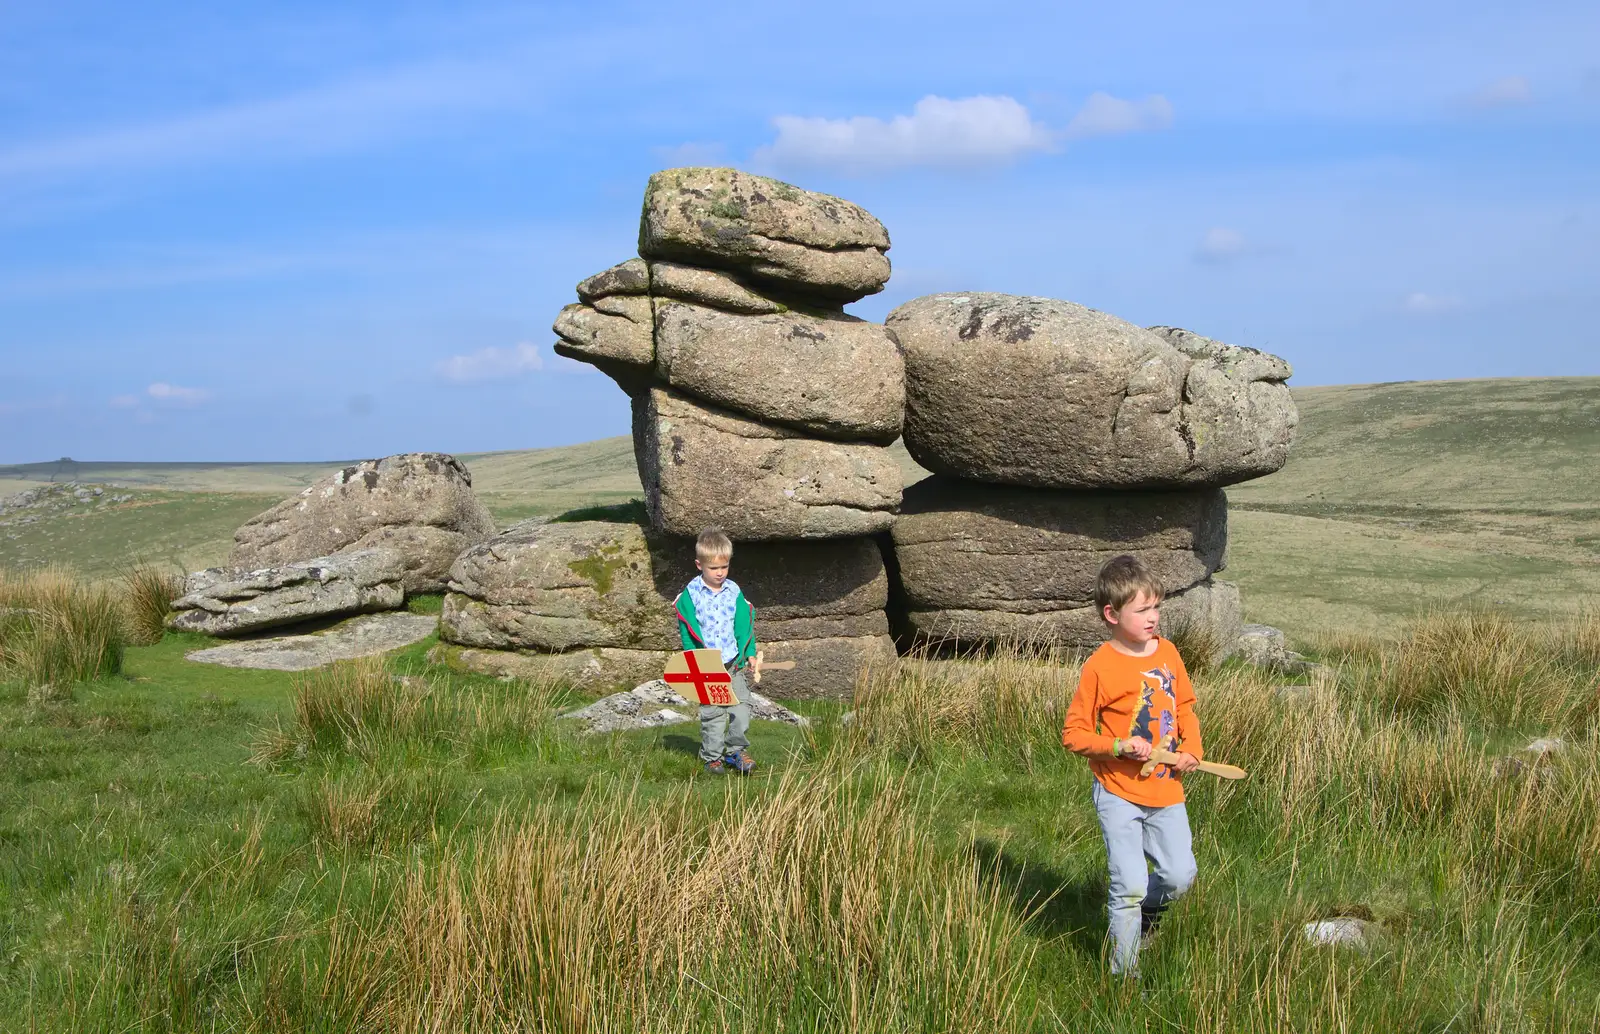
[1062,638,1203,807]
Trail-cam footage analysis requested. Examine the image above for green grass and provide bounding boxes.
[3,583,1599,1030]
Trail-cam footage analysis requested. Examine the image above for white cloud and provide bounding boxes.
[146,382,211,404]
[754,94,1055,174]
[108,394,139,409]
[1195,227,1250,264]
[1403,292,1463,313]
[1467,75,1533,109]
[752,91,1174,175]
[436,342,546,383]
[1063,92,1174,140]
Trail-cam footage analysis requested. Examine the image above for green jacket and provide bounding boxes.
[674,583,758,668]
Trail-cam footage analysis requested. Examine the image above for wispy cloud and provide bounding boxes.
[1467,75,1533,109]
[437,342,546,383]
[1194,227,1250,265]
[753,91,1174,175]
[109,394,139,409]
[147,382,211,405]
[0,59,530,181]
[1402,292,1463,313]
[1063,92,1174,140]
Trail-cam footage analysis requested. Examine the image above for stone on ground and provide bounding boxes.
[891,478,1227,613]
[167,549,406,637]
[184,612,439,671]
[1235,623,1317,674]
[559,678,809,734]
[889,293,1297,488]
[231,453,497,594]
[638,168,891,303]
[652,300,904,442]
[633,387,901,539]
[1304,917,1378,948]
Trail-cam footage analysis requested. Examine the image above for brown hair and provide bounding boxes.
[1095,554,1163,619]
[695,527,733,562]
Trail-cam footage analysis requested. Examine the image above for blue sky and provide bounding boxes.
[2,1,1597,462]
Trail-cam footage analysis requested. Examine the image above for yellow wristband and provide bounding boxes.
[1112,738,1122,758]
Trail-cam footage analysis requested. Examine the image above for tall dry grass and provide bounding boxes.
[322,769,1036,1032]
[252,657,571,766]
[120,563,185,645]
[0,565,124,688]
[1331,609,1600,732]
[843,644,1076,760]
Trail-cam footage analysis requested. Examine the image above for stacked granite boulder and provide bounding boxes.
[437,168,904,697]
[885,293,1298,650]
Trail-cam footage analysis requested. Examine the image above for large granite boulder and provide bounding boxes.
[889,294,1297,489]
[899,577,1241,652]
[441,521,889,652]
[167,549,405,637]
[891,479,1227,613]
[653,300,903,442]
[438,521,892,697]
[639,168,891,303]
[231,453,497,594]
[633,387,901,540]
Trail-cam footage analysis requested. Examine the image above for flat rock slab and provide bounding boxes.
[168,548,406,637]
[559,679,809,734]
[185,613,439,671]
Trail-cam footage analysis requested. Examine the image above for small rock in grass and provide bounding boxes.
[560,679,810,734]
[1523,737,1564,756]
[1304,917,1377,948]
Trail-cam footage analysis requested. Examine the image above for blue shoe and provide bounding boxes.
[724,750,755,775]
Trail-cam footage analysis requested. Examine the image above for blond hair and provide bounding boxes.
[1095,554,1163,618]
[695,527,733,562]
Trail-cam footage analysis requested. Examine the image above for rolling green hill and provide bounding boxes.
[4,376,1596,639]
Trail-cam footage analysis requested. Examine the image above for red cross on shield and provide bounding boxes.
[664,648,735,706]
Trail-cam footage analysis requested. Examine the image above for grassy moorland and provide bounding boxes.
[0,563,1597,1031]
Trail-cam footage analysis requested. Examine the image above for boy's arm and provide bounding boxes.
[674,593,702,652]
[1061,663,1118,759]
[1173,655,1204,762]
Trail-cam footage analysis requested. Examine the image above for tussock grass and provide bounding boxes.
[1328,609,1600,733]
[328,769,1034,1031]
[252,657,573,767]
[844,644,1075,759]
[119,562,184,645]
[0,565,124,688]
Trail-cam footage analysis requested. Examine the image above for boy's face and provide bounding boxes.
[696,554,730,591]
[1104,590,1161,647]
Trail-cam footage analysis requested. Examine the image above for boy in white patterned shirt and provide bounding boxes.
[673,528,760,775]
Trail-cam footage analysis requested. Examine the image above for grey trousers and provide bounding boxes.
[698,667,752,762]
[1092,781,1198,976]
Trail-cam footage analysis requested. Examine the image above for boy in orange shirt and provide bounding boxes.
[1062,555,1203,977]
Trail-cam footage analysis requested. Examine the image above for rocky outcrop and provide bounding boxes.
[899,577,1241,652]
[230,453,497,594]
[890,294,1297,489]
[638,167,891,303]
[167,549,405,637]
[633,388,901,540]
[892,479,1227,614]
[437,519,893,697]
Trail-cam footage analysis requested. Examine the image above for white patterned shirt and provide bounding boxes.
[686,575,742,665]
